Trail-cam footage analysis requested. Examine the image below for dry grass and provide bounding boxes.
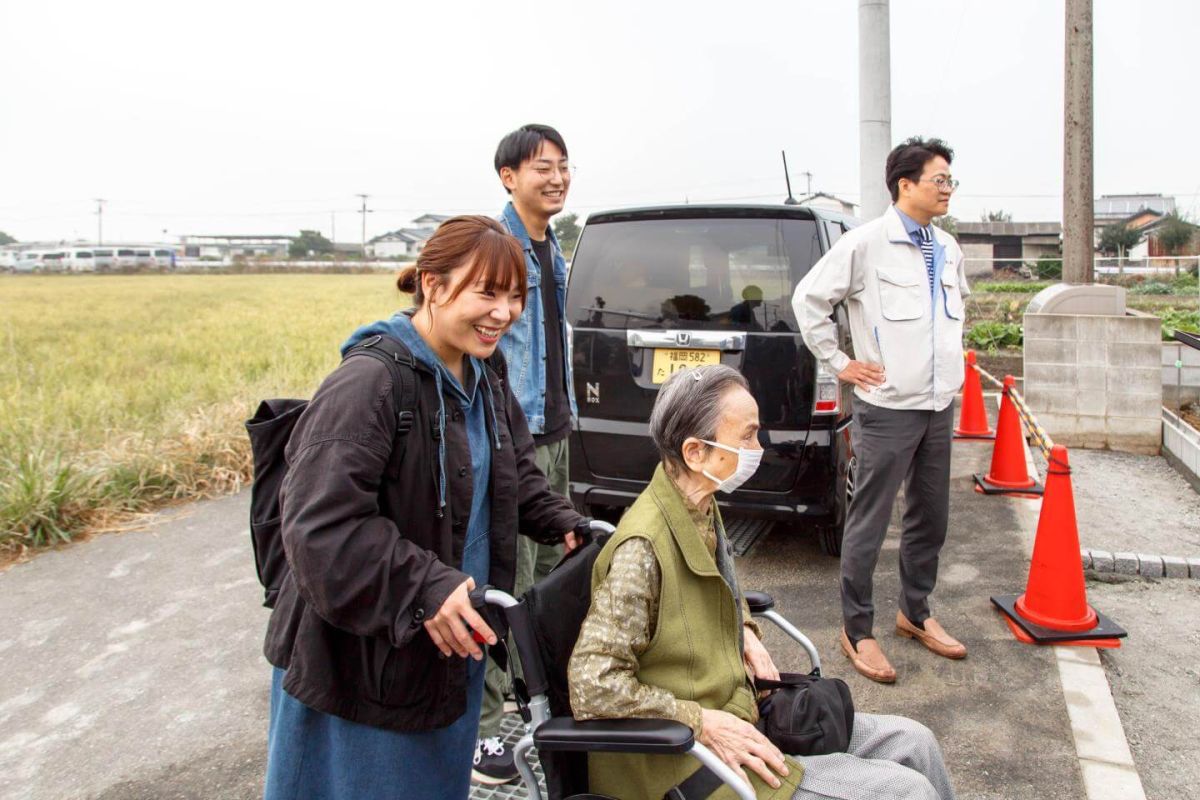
[1,273,404,555]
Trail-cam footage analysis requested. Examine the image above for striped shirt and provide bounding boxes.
[918,225,936,290]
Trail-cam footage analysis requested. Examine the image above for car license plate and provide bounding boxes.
[651,348,721,384]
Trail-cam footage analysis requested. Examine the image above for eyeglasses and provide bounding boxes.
[529,162,575,179]
[920,176,959,193]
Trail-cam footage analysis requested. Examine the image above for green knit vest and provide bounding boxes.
[585,465,804,800]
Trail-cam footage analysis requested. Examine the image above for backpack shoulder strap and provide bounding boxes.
[342,334,419,437]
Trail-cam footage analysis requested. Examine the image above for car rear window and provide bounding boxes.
[568,217,821,331]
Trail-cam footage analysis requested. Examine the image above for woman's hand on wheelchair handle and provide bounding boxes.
[698,708,789,790]
[423,578,497,661]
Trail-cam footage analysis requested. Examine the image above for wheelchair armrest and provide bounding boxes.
[744,590,822,675]
[533,717,694,754]
[743,590,774,614]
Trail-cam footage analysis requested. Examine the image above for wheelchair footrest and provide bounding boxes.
[534,717,694,754]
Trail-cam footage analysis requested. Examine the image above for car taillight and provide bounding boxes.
[813,363,839,415]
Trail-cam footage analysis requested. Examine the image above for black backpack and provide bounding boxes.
[244,334,419,608]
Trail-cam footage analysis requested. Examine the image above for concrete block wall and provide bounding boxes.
[1023,312,1162,454]
[1162,341,1200,407]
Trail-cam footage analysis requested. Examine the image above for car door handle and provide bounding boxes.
[626,330,747,351]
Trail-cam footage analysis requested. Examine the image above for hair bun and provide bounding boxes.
[396,266,419,294]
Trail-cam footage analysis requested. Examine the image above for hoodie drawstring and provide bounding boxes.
[432,369,448,513]
[482,369,503,451]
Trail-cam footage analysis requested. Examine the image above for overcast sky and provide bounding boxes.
[2,0,1197,244]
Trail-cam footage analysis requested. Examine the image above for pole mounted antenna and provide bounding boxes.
[781,151,799,205]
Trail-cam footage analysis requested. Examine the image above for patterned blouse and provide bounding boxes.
[568,479,762,737]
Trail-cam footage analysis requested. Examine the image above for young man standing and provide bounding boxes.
[792,137,970,684]
[473,124,577,784]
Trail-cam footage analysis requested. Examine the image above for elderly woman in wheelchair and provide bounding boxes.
[565,365,956,800]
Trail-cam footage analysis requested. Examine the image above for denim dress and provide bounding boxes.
[264,320,495,800]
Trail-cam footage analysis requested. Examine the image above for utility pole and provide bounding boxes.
[802,171,814,197]
[858,0,892,221]
[94,198,106,245]
[1062,0,1094,284]
[355,194,372,257]
[331,211,336,246]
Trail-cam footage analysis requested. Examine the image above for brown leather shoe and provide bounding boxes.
[896,612,967,659]
[840,629,897,683]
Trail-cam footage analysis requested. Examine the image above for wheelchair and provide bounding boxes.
[471,520,821,800]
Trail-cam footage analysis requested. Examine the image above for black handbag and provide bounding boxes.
[754,672,855,756]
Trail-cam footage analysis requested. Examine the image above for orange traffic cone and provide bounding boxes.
[973,375,1043,497]
[992,446,1126,647]
[954,350,995,440]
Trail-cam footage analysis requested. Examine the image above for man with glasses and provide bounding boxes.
[791,137,970,684]
[473,124,577,784]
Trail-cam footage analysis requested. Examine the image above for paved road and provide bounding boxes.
[0,495,270,800]
[0,443,1087,800]
[737,441,1085,800]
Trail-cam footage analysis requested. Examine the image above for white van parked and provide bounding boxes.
[91,248,115,271]
[152,248,176,269]
[67,249,96,272]
[40,252,68,272]
[15,251,44,272]
[114,248,138,269]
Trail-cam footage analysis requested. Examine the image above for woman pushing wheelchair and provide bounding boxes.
[261,216,587,800]
[568,365,956,800]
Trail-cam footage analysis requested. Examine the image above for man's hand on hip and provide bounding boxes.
[837,360,886,391]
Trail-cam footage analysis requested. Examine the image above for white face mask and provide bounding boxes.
[699,439,763,494]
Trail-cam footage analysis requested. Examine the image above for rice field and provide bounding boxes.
[0,273,406,554]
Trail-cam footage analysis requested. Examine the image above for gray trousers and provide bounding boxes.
[792,713,955,800]
[478,437,568,739]
[841,395,953,642]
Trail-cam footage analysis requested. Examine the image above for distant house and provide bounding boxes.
[796,192,858,216]
[178,234,292,259]
[1094,193,1176,227]
[411,213,452,226]
[1133,215,1200,259]
[1093,194,1176,247]
[956,221,1062,274]
[369,228,434,259]
[369,213,449,258]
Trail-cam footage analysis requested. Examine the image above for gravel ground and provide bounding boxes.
[1065,447,1200,800]
[1089,576,1200,800]
[1067,448,1200,557]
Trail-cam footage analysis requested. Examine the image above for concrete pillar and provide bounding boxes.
[858,0,892,221]
[1063,0,1094,284]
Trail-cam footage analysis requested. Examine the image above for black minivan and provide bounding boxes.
[565,204,858,555]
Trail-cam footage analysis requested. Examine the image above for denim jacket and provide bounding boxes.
[497,202,578,434]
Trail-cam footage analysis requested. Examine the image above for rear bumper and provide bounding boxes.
[570,480,833,522]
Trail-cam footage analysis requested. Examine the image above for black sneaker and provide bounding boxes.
[471,736,519,785]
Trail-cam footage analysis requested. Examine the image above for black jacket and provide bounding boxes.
[263,351,584,732]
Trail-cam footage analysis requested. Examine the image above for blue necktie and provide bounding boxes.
[919,227,935,289]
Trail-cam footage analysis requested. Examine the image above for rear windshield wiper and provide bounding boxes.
[580,305,663,323]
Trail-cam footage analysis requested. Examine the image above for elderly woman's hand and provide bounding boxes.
[743,627,780,684]
[699,708,789,789]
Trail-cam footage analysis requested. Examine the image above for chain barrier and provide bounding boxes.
[966,354,1070,474]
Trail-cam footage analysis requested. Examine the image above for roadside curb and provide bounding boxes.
[1082,548,1200,579]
